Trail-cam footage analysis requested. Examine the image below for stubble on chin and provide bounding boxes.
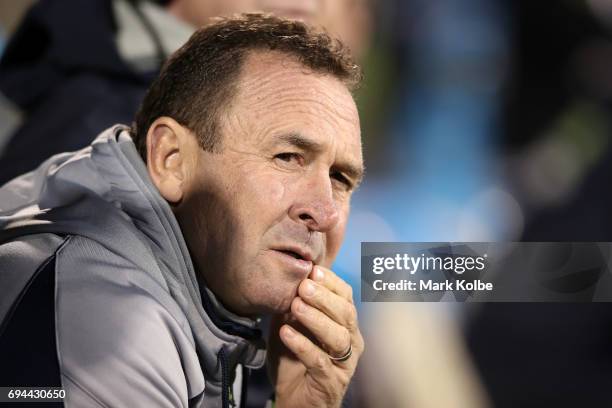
[240,266,300,315]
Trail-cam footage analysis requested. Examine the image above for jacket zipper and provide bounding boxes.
[219,347,252,408]
[219,347,235,408]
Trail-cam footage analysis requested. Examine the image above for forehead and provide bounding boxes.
[224,50,362,160]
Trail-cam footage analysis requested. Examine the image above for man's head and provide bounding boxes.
[133,14,363,316]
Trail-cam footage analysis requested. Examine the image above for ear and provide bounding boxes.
[145,117,197,204]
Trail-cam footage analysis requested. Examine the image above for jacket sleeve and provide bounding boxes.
[54,236,203,407]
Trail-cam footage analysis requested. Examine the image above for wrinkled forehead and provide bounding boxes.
[226,50,362,156]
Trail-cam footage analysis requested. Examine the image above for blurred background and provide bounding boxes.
[2,0,612,406]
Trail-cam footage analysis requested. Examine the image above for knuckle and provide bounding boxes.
[334,328,351,353]
[295,338,308,355]
[337,372,351,389]
[356,333,365,354]
[346,284,354,301]
[346,304,358,326]
[343,328,352,349]
[315,353,330,371]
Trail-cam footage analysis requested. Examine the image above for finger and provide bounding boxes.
[298,279,358,331]
[310,265,353,302]
[279,324,334,377]
[291,297,351,358]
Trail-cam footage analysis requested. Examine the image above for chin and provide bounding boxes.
[246,259,302,314]
[238,300,287,317]
[247,283,298,316]
[252,292,293,315]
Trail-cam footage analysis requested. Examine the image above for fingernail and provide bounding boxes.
[296,298,307,313]
[283,325,295,338]
[303,281,316,297]
[313,267,324,282]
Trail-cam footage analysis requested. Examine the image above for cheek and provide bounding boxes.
[265,179,286,203]
[237,171,290,235]
[241,170,288,205]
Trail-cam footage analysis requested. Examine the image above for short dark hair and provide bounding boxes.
[131,13,362,160]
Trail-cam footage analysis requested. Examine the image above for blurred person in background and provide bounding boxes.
[0,0,370,185]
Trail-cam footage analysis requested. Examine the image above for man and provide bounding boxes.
[0,13,364,408]
[0,0,370,185]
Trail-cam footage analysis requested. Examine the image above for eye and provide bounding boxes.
[274,152,304,168]
[331,171,353,191]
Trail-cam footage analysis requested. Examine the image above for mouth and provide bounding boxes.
[269,246,315,277]
[275,247,313,262]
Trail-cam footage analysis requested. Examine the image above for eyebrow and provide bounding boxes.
[273,132,365,186]
[275,132,324,153]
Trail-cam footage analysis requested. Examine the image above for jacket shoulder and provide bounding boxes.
[54,235,205,406]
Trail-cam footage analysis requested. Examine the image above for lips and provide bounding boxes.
[275,246,313,262]
[269,245,315,276]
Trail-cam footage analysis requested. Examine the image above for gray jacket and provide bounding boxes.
[0,125,267,407]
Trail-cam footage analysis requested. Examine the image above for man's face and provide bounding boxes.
[176,51,362,315]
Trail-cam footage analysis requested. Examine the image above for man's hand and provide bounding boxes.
[267,265,364,408]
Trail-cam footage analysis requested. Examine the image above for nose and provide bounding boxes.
[289,172,340,232]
